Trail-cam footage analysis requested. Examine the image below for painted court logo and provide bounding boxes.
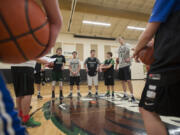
[42,94,180,135]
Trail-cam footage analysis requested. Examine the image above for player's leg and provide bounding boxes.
[94,74,99,96]
[76,77,81,97]
[111,77,115,97]
[125,66,135,102]
[87,75,93,97]
[104,77,110,97]
[16,97,23,118]
[68,77,74,98]
[59,81,63,99]
[119,67,128,99]
[51,71,56,99]
[22,67,41,127]
[35,73,43,99]
[139,108,168,135]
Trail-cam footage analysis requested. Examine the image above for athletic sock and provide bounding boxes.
[130,94,134,97]
[38,91,40,95]
[70,90,72,94]
[23,114,30,123]
[96,89,98,93]
[77,89,80,93]
[124,92,127,96]
[19,110,23,118]
[60,90,63,95]
[88,89,91,93]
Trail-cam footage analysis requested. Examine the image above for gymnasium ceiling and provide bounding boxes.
[39,0,155,40]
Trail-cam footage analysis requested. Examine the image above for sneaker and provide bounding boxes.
[112,92,114,97]
[67,93,73,98]
[52,91,55,99]
[24,117,41,127]
[37,95,43,100]
[86,92,92,97]
[95,92,98,97]
[77,92,82,98]
[129,96,136,102]
[105,91,110,97]
[59,91,64,100]
[121,94,129,100]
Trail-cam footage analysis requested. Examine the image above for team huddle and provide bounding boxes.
[36,37,136,102]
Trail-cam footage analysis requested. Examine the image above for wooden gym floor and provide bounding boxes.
[7,81,180,135]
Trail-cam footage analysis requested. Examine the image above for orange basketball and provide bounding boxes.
[47,62,54,68]
[139,42,154,65]
[0,0,50,63]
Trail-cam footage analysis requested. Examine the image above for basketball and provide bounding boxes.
[0,0,50,63]
[47,62,54,68]
[139,41,154,65]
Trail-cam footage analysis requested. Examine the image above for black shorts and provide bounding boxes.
[70,76,80,86]
[34,73,41,84]
[11,66,34,97]
[118,66,131,81]
[104,74,114,86]
[139,73,180,117]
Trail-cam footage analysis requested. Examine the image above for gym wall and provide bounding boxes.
[0,33,145,83]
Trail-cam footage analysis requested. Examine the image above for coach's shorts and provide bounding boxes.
[139,73,180,117]
[70,76,80,86]
[34,73,41,84]
[118,66,131,81]
[11,66,34,97]
[52,71,63,82]
[87,74,98,86]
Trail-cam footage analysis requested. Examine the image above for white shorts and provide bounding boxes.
[87,74,98,86]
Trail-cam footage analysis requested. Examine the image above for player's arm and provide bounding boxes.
[77,62,81,74]
[62,56,66,70]
[40,0,63,56]
[97,59,101,71]
[133,22,160,62]
[84,59,88,72]
[36,58,49,64]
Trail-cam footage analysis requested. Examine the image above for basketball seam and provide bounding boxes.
[0,14,28,61]
[0,21,48,44]
[25,0,47,47]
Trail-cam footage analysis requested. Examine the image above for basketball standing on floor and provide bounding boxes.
[115,37,135,102]
[67,51,82,98]
[133,0,180,134]
[51,48,66,99]
[101,52,115,97]
[84,50,101,97]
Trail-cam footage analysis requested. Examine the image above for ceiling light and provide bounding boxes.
[127,26,146,31]
[82,20,111,27]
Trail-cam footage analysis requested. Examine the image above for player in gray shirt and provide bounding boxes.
[67,51,81,98]
[115,37,135,102]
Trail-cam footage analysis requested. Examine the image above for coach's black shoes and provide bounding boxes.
[77,92,82,98]
[129,96,136,102]
[37,95,43,100]
[121,94,129,100]
[52,91,55,99]
[105,91,110,97]
[86,92,92,97]
[67,93,73,98]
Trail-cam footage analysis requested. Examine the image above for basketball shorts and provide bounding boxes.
[139,73,180,117]
[70,76,80,86]
[118,66,131,81]
[104,74,114,86]
[52,71,63,82]
[87,74,98,86]
[34,73,41,84]
[11,66,34,97]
